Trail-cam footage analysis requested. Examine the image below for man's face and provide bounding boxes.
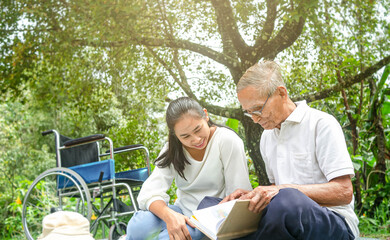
[237,86,285,129]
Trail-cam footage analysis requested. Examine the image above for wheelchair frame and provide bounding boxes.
[22,129,151,240]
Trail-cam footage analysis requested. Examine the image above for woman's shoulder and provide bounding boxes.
[214,127,243,143]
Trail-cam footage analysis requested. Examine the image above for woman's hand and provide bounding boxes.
[149,200,195,240]
[163,209,195,240]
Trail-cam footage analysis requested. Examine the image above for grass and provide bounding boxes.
[359,233,390,240]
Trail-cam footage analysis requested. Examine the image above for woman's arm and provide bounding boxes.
[219,129,252,194]
[137,144,174,210]
[136,164,174,211]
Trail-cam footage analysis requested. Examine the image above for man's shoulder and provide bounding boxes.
[305,106,339,124]
[260,129,274,142]
[306,105,332,117]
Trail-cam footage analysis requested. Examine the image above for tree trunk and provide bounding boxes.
[242,117,270,185]
[369,77,387,184]
[374,114,387,184]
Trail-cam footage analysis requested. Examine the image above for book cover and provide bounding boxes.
[190,200,261,240]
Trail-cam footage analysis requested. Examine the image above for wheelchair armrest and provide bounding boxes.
[102,144,151,176]
[63,134,106,147]
[105,144,144,153]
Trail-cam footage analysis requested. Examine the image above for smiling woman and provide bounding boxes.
[125,97,252,240]
[173,110,214,161]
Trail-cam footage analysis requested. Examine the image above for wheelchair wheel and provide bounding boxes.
[22,167,92,240]
[109,222,127,240]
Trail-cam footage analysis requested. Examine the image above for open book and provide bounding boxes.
[190,200,261,240]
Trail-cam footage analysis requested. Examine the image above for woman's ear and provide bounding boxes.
[203,108,209,121]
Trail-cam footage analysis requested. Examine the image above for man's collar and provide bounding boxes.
[285,100,308,123]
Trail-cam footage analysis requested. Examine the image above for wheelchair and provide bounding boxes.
[22,129,151,240]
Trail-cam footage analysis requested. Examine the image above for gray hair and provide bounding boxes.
[236,60,285,97]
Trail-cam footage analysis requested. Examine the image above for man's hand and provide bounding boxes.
[239,186,279,213]
[220,189,251,204]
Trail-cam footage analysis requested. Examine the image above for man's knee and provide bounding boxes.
[268,188,311,215]
[263,187,319,232]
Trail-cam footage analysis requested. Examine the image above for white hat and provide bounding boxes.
[38,211,95,240]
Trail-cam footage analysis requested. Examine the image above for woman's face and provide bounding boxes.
[173,113,211,151]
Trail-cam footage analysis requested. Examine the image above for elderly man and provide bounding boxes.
[223,60,359,239]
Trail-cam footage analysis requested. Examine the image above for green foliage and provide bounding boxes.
[225,118,239,133]
[350,67,390,236]
[359,180,390,234]
[0,83,165,239]
[0,178,30,239]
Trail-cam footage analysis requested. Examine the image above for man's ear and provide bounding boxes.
[276,86,288,99]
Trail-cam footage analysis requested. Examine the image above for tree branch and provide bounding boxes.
[72,37,240,71]
[210,0,250,59]
[201,101,243,120]
[255,1,311,61]
[146,46,242,119]
[260,17,305,60]
[253,0,277,50]
[294,55,390,102]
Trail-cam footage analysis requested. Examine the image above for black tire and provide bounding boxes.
[22,167,92,240]
[109,222,127,240]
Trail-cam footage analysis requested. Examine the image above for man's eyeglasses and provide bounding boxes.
[244,94,270,118]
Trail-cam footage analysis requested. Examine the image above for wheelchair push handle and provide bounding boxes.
[42,130,55,136]
[42,130,106,147]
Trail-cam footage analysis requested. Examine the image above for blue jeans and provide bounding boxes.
[197,188,355,240]
[238,188,355,240]
[126,205,204,240]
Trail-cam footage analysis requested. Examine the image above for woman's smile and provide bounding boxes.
[194,139,205,149]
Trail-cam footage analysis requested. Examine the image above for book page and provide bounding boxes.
[190,216,217,240]
[192,199,237,234]
[217,200,261,239]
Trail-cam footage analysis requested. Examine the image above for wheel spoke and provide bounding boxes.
[22,168,91,240]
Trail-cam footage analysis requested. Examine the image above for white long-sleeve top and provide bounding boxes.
[137,127,253,217]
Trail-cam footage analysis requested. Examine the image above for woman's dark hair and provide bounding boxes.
[155,97,218,180]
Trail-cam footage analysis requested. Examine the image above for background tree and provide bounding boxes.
[2,0,388,182]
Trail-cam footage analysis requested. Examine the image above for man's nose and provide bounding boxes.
[252,115,261,123]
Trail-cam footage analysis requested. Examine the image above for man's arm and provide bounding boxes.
[278,175,353,206]
[230,175,353,213]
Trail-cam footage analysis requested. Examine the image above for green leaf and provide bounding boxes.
[381,102,390,115]
[225,118,239,133]
[352,161,361,171]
